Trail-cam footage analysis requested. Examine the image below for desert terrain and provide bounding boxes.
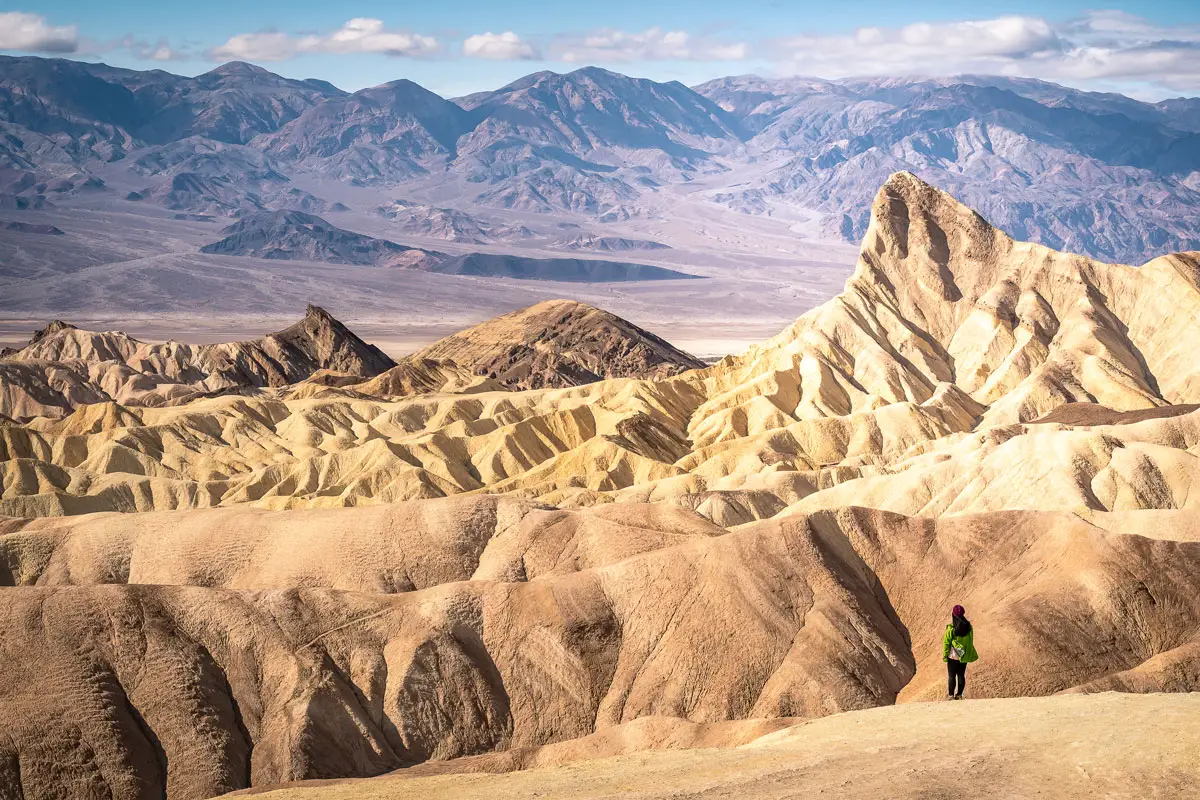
[2,168,1200,798]
[235,694,1200,800]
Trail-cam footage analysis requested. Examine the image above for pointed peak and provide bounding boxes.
[870,170,995,234]
[851,173,1012,308]
[481,70,565,96]
[358,78,441,101]
[265,305,395,376]
[298,303,358,336]
[524,298,602,315]
[568,66,624,80]
[884,170,923,188]
[204,61,273,78]
[415,299,703,390]
[373,78,422,90]
[30,319,78,344]
[304,303,337,324]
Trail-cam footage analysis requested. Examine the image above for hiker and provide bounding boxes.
[944,604,978,700]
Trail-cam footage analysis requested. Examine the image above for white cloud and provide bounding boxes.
[207,32,297,62]
[208,18,438,62]
[854,17,1063,59]
[0,11,79,53]
[315,18,437,56]
[118,35,189,62]
[1049,11,1200,91]
[771,13,1200,93]
[777,16,1063,75]
[147,45,184,61]
[552,27,748,63]
[464,31,538,60]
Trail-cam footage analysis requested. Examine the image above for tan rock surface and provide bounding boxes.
[787,408,1200,517]
[412,298,706,390]
[231,693,1200,800]
[0,497,729,589]
[4,173,1200,799]
[0,305,395,420]
[0,507,917,798]
[4,495,1200,798]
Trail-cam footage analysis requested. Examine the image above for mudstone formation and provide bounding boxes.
[2,173,1200,798]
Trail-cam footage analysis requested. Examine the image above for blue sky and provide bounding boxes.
[2,1,1199,98]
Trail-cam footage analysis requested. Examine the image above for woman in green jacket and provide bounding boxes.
[943,604,978,699]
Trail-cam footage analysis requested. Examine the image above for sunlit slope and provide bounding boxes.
[3,174,1200,518]
[235,693,1200,800]
[5,496,1200,797]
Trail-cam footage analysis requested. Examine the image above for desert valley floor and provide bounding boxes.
[0,169,858,360]
[3,173,1200,798]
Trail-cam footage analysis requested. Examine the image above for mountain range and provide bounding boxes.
[2,55,1198,263]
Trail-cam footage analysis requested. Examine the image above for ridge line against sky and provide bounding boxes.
[0,3,1198,99]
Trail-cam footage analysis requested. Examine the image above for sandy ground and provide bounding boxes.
[235,693,1200,800]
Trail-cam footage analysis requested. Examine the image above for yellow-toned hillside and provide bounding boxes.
[2,173,1199,521]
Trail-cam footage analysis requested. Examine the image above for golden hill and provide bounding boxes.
[412,298,707,390]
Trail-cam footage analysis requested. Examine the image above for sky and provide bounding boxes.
[1,1,1199,99]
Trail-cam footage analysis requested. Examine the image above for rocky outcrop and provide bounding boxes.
[0,305,395,419]
[414,299,706,389]
[197,212,692,281]
[200,210,438,267]
[2,220,63,234]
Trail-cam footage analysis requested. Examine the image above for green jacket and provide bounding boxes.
[943,624,979,663]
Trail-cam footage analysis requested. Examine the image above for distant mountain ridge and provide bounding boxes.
[694,74,1200,258]
[0,299,707,418]
[197,210,699,281]
[200,210,438,267]
[0,304,395,418]
[0,57,343,165]
[2,55,1199,261]
[255,79,472,183]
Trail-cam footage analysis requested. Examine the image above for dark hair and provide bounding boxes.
[952,614,972,637]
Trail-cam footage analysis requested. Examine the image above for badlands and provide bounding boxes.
[2,171,1200,798]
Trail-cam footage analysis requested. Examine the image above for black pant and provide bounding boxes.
[947,660,967,696]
